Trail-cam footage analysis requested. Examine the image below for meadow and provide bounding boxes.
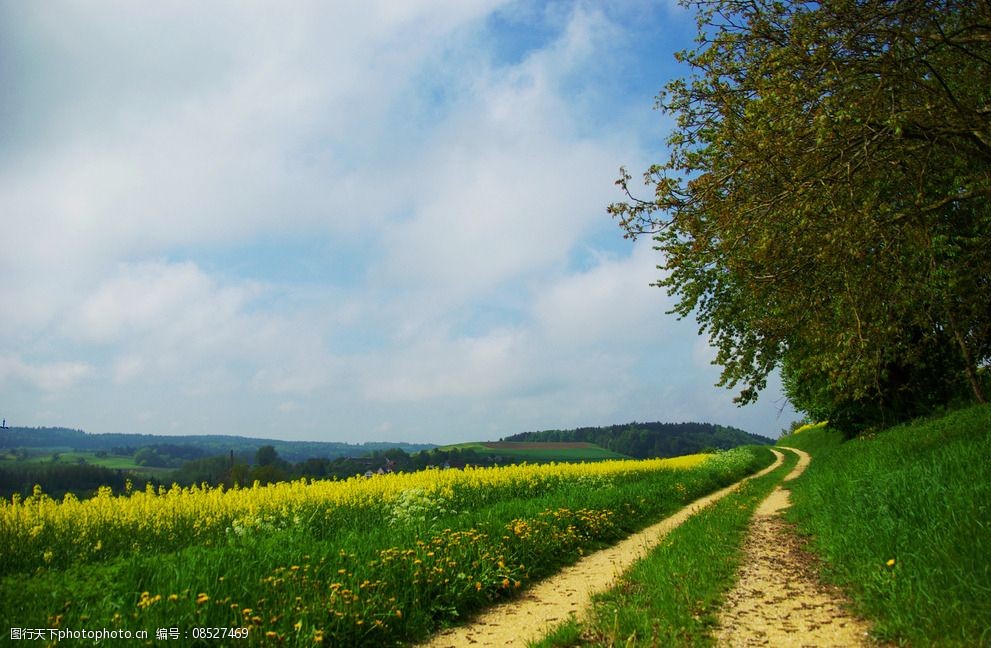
[0,447,770,646]
[779,404,991,646]
[437,441,628,463]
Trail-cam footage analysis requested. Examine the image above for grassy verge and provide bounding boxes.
[532,448,798,647]
[0,448,772,646]
[779,404,991,647]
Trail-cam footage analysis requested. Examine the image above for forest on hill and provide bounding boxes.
[501,422,771,459]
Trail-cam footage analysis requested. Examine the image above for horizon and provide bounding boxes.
[0,417,775,445]
[1,2,797,445]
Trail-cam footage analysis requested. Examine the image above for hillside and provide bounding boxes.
[502,421,772,459]
[437,441,628,463]
[777,404,991,645]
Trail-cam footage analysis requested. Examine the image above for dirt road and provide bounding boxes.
[422,451,786,648]
[713,447,874,647]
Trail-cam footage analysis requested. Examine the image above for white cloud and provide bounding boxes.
[112,355,146,384]
[364,328,529,402]
[0,2,796,441]
[69,261,262,345]
[0,355,93,392]
[534,240,668,346]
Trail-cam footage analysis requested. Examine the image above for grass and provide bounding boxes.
[0,449,772,646]
[0,449,167,472]
[779,404,991,647]
[437,441,628,463]
[532,448,798,647]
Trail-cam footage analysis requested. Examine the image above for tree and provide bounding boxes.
[611,0,991,431]
[255,445,279,467]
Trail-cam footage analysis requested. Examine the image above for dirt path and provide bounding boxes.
[714,447,874,647]
[422,450,786,648]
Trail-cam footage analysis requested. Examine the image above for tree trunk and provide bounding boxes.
[947,309,987,405]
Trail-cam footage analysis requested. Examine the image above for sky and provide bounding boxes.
[0,1,797,444]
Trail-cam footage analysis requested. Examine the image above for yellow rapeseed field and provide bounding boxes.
[0,454,708,574]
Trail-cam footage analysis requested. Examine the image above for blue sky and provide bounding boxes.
[0,1,797,443]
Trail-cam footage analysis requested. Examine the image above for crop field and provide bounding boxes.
[438,441,628,463]
[0,447,770,646]
[0,450,147,470]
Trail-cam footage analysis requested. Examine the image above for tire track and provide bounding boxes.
[714,447,875,647]
[422,450,786,648]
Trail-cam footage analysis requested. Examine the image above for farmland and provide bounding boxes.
[0,447,770,645]
[436,441,628,463]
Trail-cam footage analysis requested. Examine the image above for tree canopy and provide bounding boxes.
[611,0,991,432]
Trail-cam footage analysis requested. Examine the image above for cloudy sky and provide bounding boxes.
[0,1,796,443]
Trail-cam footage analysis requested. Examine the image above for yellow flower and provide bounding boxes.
[195,593,210,605]
[886,558,896,568]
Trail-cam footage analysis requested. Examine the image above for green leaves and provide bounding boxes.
[612,0,991,430]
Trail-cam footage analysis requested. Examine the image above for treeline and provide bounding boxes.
[0,463,134,500]
[502,422,771,459]
[0,445,486,500]
[0,427,436,463]
[172,446,487,488]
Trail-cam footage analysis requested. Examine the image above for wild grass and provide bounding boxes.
[0,448,772,646]
[779,404,991,647]
[532,448,797,647]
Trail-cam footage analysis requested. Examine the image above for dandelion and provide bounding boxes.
[886,558,896,567]
[137,592,161,609]
[195,593,209,605]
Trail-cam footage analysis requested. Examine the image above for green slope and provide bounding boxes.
[778,404,991,646]
[437,441,628,463]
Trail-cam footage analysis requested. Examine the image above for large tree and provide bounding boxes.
[612,0,991,431]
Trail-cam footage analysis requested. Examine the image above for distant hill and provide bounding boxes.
[0,427,436,463]
[501,422,772,459]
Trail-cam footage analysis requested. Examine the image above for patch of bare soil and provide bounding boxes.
[714,448,875,647]
[421,450,786,648]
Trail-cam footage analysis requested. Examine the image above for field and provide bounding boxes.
[438,441,628,463]
[0,449,152,471]
[3,409,985,646]
[0,448,770,646]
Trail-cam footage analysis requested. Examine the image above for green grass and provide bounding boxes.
[437,441,629,462]
[779,404,991,647]
[0,449,772,646]
[0,449,154,471]
[532,448,798,647]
